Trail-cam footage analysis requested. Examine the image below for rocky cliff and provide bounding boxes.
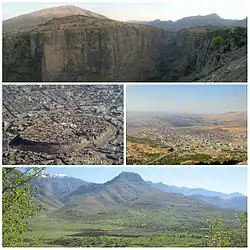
[3,16,173,81]
[3,13,247,81]
[159,27,247,81]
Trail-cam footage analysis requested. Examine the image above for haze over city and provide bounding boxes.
[127,85,247,114]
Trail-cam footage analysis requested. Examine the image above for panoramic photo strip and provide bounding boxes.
[1,0,249,248]
[2,167,247,247]
[2,1,247,82]
[126,85,247,165]
[2,85,124,165]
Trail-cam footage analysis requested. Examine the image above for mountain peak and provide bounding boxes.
[207,13,221,18]
[3,5,108,34]
[113,172,144,183]
[118,171,143,180]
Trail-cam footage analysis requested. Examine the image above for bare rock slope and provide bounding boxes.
[3,5,107,34]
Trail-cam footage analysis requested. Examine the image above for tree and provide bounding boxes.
[229,213,247,247]
[203,214,247,247]
[2,167,44,247]
[203,218,230,247]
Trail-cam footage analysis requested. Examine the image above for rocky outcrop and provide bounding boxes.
[3,15,247,82]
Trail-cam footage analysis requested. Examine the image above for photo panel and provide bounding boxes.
[2,1,247,82]
[126,84,247,165]
[2,84,124,165]
[2,166,248,247]
[1,0,249,248]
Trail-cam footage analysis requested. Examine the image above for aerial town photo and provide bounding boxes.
[126,85,247,165]
[2,85,124,165]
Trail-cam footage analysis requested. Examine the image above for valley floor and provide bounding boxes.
[23,220,203,247]
[22,209,246,247]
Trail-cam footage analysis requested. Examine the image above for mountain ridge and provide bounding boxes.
[148,180,246,211]
[39,171,246,197]
[147,181,245,198]
[127,13,247,30]
[33,171,246,212]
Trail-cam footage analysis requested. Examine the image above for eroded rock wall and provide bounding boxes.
[3,24,173,81]
[3,19,247,82]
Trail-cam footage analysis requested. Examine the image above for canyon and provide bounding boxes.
[3,6,247,82]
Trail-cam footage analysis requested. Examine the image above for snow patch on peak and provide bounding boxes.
[41,173,68,178]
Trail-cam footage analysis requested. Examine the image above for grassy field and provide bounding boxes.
[23,218,203,247]
[22,207,245,247]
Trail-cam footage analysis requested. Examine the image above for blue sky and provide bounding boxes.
[46,167,248,195]
[127,85,247,113]
[2,1,248,21]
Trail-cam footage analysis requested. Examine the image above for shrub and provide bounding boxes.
[211,35,224,49]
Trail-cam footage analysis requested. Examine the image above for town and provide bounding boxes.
[3,85,124,165]
[127,113,247,165]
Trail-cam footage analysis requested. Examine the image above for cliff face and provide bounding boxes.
[3,15,247,82]
[159,27,247,81]
[3,16,173,81]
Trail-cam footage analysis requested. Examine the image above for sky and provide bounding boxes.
[45,167,247,195]
[126,85,247,114]
[2,1,248,21]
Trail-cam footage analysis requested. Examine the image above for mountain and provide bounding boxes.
[32,172,247,213]
[233,18,247,27]
[14,170,246,247]
[59,172,164,211]
[10,170,246,247]
[35,193,65,210]
[207,111,247,121]
[190,194,247,211]
[148,181,244,199]
[32,173,87,199]
[148,181,246,211]
[128,14,247,31]
[2,7,247,82]
[3,5,108,34]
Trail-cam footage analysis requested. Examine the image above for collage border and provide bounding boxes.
[0,0,249,248]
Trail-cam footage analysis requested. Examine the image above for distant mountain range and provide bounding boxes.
[206,111,247,122]
[148,181,246,211]
[127,13,247,30]
[32,172,247,212]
